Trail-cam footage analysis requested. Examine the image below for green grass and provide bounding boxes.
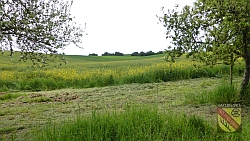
[66,54,165,61]
[0,51,164,64]
[0,93,23,101]
[185,82,241,105]
[32,107,242,141]
[1,77,249,141]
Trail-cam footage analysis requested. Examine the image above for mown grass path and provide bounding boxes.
[1,77,249,140]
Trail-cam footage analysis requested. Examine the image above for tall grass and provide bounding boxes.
[0,93,22,101]
[185,82,241,105]
[32,107,242,141]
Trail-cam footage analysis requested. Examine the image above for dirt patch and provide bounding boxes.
[0,92,6,95]
[28,93,43,98]
[26,92,79,103]
[53,92,79,102]
[17,96,25,100]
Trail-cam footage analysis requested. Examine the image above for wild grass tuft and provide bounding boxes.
[185,82,240,105]
[0,93,22,101]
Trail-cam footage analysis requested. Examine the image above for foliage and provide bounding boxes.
[131,50,163,56]
[88,53,98,56]
[102,52,124,56]
[158,0,250,97]
[0,0,84,67]
[131,52,140,56]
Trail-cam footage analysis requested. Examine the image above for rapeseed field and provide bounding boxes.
[0,53,244,91]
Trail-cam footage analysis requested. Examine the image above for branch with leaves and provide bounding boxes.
[0,0,85,67]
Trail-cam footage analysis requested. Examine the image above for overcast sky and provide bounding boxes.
[62,0,196,56]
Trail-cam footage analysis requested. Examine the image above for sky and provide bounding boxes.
[62,0,196,56]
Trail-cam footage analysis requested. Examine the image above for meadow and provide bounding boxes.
[0,52,249,140]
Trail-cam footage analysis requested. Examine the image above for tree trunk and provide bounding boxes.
[240,28,250,100]
[240,67,250,105]
[240,59,250,98]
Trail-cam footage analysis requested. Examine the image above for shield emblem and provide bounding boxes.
[217,103,242,133]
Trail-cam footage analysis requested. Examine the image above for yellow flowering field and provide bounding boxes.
[0,54,244,91]
[0,55,186,80]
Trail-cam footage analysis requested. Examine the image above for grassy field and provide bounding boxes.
[0,52,249,140]
[0,52,245,91]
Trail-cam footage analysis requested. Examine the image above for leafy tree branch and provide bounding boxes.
[0,0,85,67]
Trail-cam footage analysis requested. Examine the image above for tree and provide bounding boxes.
[0,0,85,66]
[146,50,155,56]
[139,51,146,56]
[102,52,110,56]
[114,52,124,56]
[158,0,250,101]
[131,52,139,56]
[156,51,164,54]
[88,53,98,56]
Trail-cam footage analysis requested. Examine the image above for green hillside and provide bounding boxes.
[65,54,165,62]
